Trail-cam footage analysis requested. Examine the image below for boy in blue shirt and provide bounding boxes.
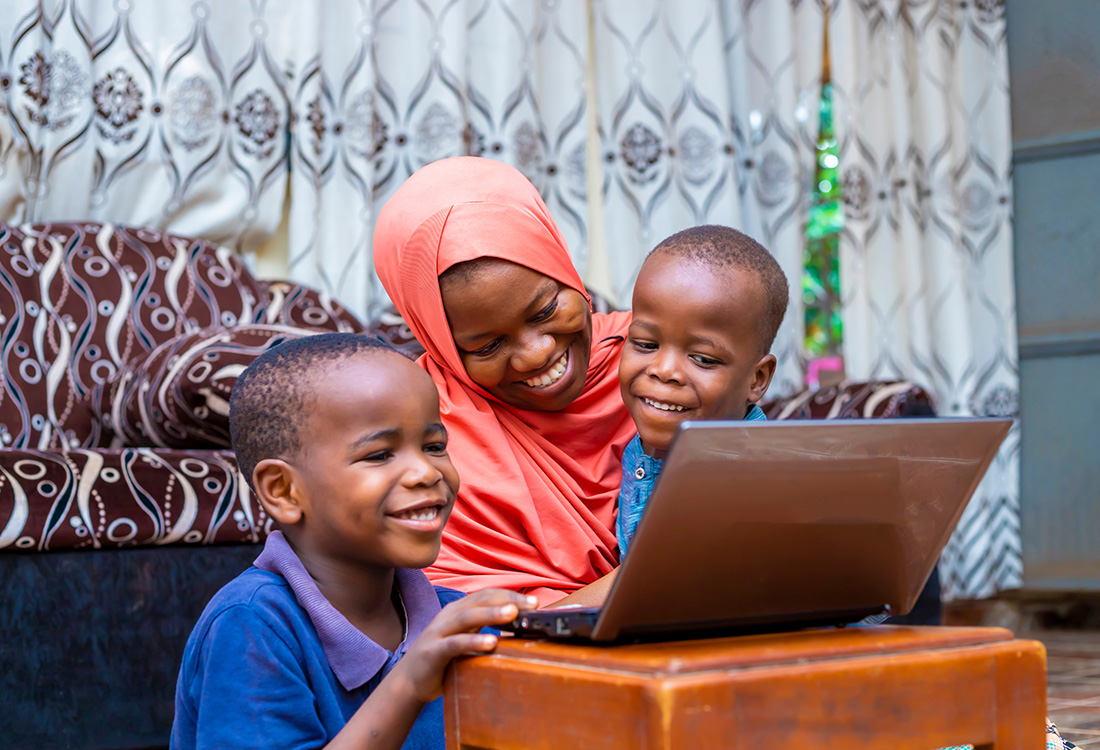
[617,225,789,556]
[171,334,533,750]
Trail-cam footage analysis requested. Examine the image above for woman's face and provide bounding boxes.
[440,259,592,411]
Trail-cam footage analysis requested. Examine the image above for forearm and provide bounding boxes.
[323,667,426,750]
[542,568,618,609]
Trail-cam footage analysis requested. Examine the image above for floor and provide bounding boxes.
[1038,629,1100,747]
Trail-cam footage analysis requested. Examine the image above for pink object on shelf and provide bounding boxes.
[805,355,846,390]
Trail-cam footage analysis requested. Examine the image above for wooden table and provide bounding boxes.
[443,626,1046,749]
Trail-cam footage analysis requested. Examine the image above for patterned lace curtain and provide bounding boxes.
[0,0,591,319]
[289,1,592,318]
[0,1,292,256]
[830,1,1018,599]
[591,0,825,396]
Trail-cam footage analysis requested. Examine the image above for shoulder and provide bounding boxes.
[200,566,293,618]
[185,567,303,659]
[173,569,332,750]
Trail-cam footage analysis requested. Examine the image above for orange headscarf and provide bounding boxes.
[374,157,635,605]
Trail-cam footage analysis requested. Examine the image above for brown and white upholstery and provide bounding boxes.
[0,222,363,552]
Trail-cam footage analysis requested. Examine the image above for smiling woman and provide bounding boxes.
[373,157,635,605]
[440,259,593,412]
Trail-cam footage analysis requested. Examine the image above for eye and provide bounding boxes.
[469,337,503,357]
[630,338,658,352]
[690,354,723,367]
[423,441,448,455]
[531,297,558,322]
[362,449,393,463]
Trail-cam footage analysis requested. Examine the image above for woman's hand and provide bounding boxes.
[541,568,619,610]
[390,589,536,704]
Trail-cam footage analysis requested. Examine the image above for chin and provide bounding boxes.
[636,426,673,454]
[400,540,444,570]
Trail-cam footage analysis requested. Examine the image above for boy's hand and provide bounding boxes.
[391,589,535,705]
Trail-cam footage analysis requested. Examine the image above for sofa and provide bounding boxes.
[0,221,940,749]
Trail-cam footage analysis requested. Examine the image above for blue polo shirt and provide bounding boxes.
[617,404,767,557]
[171,531,463,750]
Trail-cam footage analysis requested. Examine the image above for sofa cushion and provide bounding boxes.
[761,380,936,420]
[0,447,262,552]
[0,223,268,450]
[95,324,320,449]
[257,280,365,333]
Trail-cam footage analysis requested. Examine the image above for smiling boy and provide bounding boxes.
[171,334,532,750]
[616,225,789,556]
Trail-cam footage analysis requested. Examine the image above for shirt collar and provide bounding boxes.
[624,432,663,472]
[254,530,442,691]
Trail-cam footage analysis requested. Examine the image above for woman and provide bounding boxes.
[373,156,634,606]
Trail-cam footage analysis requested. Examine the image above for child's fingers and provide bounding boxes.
[438,632,499,658]
[437,603,522,634]
[459,589,538,610]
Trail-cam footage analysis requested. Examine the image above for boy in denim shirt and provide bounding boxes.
[617,225,789,556]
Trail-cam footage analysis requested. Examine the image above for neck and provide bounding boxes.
[285,535,404,650]
[640,440,668,461]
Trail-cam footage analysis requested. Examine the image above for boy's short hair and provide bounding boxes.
[649,225,789,355]
[229,333,397,491]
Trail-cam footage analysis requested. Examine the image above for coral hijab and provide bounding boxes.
[374,157,634,604]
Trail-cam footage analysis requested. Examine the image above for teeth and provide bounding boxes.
[643,398,686,412]
[396,507,439,522]
[523,351,568,388]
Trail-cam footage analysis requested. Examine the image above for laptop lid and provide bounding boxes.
[589,418,1012,641]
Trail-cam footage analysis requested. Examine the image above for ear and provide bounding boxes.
[746,353,777,404]
[252,458,306,527]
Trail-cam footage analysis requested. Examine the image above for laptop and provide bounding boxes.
[503,417,1011,643]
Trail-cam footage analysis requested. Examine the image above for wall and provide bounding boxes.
[1007,0,1100,590]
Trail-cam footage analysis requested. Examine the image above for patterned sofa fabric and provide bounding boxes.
[0,447,264,552]
[95,324,319,450]
[760,380,936,420]
[0,223,366,453]
[257,279,365,333]
[0,223,267,450]
[0,221,367,553]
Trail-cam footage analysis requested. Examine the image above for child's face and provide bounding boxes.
[619,254,776,455]
[288,352,460,571]
[441,259,592,412]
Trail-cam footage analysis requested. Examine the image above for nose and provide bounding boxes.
[511,329,556,374]
[402,450,444,488]
[646,348,685,385]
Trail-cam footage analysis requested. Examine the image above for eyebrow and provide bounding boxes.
[349,428,400,453]
[459,279,558,345]
[349,423,447,452]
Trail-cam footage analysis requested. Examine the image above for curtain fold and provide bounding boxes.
[830,0,1019,599]
[589,0,823,396]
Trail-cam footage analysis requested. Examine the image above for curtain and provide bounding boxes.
[0,1,290,258]
[0,0,1019,598]
[289,1,592,318]
[0,0,591,319]
[591,0,825,396]
[830,1,1019,599]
